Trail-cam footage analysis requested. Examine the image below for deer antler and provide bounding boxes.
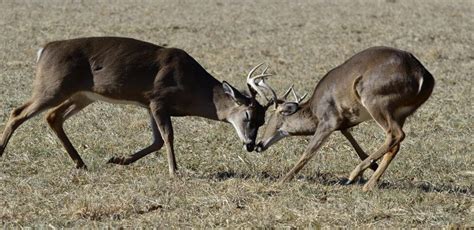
[282,85,307,104]
[246,63,277,107]
[282,85,294,100]
[256,78,278,108]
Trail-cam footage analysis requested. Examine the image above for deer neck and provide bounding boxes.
[212,83,238,122]
[283,102,318,136]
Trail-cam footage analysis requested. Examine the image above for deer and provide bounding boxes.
[0,36,276,176]
[254,46,435,191]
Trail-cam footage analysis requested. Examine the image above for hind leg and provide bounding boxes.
[1,98,63,156]
[346,107,405,190]
[45,95,92,168]
[0,102,31,156]
[362,144,400,191]
[362,118,406,191]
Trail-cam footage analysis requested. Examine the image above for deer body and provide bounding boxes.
[257,46,434,191]
[1,37,269,175]
[36,37,224,119]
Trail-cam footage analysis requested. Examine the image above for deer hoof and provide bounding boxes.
[254,142,266,153]
[362,183,376,192]
[279,175,293,184]
[243,143,255,152]
[75,163,87,170]
[343,179,354,185]
[369,162,379,171]
[107,157,126,165]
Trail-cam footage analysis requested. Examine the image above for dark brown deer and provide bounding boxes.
[255,46,435,191]
[0,37,275,176]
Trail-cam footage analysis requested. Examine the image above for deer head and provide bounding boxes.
[223,63,277,152]
[255,85,308,152]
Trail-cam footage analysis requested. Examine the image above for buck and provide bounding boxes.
[255,46,435,191]
[0,36,275,176]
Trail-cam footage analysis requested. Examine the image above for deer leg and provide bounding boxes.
[0,102,31,156]
[150,106,177,177]
[280,123,335,183]
[341,129,378,171]
[45,96,92,169]
[1,98,62,157]
[362,117,405,191]
[362,144,400,191]
[346,111,405,188]
[107,112,164,165]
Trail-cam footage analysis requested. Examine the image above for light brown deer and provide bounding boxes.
[255,46,435,191]
[0,37,275,176]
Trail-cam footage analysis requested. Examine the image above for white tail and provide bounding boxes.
[36,48,44,62]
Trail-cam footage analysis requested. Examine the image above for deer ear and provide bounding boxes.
[222,81,248,105]
[279,102,299,116]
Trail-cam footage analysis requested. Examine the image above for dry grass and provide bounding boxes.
[0,0,472,228]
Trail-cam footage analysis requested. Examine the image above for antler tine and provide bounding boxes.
[297,93,308,103]
[246,63,265,98]
[290,87,308,104]
[282,85,294,100]
[261,64,270,76]
[246,62,265,81]
[246,63,274,101]
[251,63,272,81]
[257,79,278,109]
[291,87,299,102]
[251,82,270,101]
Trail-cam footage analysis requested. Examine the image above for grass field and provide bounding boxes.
[0,0,472,228]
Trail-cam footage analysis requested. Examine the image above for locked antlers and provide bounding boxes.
[246,63,307,108]
[246,63,278,107]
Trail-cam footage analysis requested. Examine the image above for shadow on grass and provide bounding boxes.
[211,170,277,181]
[378,180,473,195]
[209,170,472,195]
[209,170,351,185]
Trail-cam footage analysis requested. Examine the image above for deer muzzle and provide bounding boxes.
[244,142,255,152]
[254,142,266,152]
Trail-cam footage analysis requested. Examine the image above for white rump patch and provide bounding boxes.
[36,47,44,62]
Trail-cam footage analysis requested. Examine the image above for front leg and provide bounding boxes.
[280,123,335,183]
[107,112,164,165]
[341,129,378,171]
[150,105,177,177]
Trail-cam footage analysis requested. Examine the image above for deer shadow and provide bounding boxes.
[207,170,472,196]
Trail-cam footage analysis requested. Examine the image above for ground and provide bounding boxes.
[0,0,472,228]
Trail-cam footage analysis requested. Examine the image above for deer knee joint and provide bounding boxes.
[11,109,21,117]
[397,131,405,143]
[11,107,26,118]
[45,113,58,126]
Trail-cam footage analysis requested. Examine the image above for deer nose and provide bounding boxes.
[244,142,255,152]
[255,142,265,152]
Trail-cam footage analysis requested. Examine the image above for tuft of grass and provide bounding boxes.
[0,0,472,228]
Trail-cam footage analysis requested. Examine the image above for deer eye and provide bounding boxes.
[244,111,250,122]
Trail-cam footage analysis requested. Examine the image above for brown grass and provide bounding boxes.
[0,0,472,228]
